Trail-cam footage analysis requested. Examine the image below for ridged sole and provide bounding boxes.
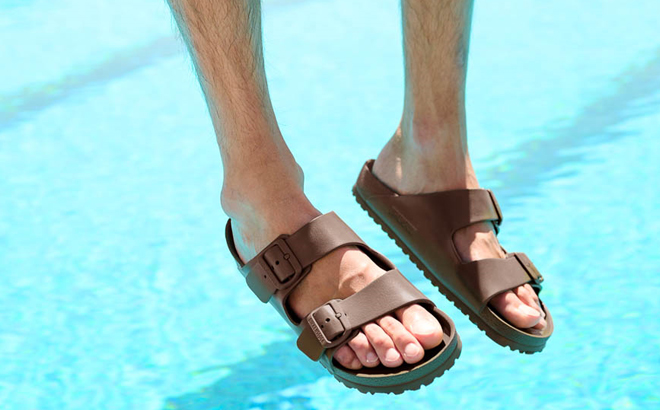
[352,185,546,354]
[333,336,462,395]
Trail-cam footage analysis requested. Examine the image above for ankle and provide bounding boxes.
[221,163,321,260]
[221,181,318,231]
[221,155,305,213]
[400,113,467,161]
[373,122,479,193]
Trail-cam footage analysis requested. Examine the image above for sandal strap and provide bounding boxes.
[225,211,367,303]
[296,269,434,361]
[428,189,503,234]
[375,188,503,235]
[458,252,544,312]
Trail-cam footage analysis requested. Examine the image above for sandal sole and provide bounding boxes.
[331,333,462,394]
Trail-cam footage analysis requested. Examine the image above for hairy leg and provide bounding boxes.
[167,0,444,369]
[168,0,309,233]
[373,0,547,329]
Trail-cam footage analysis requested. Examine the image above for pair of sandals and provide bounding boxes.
[225,159,553,394]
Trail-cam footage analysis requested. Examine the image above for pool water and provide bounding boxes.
[1,0,659,409]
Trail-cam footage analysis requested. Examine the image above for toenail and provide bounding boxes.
[518,304,541,317]
[366,352,378,363]
[403,343,420,359]
[411,318,437,335]
[385,348,401,363]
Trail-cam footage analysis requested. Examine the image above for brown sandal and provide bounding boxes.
[352,160,553,353]
[225,211,461,394]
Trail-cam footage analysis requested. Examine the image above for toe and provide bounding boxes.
[396,304,443,349]
[523,284,540,303]
[363,322,403,368]
[334,345,362,370]
[532,315,548,330]
[376,315,424,364]
[515,285,548,329]
[514,285,542,315]
[531,299,549,330]
[348,331,380,367]
[521,284,545,318]
[490,290,542,329]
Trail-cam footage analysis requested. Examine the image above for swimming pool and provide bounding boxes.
[1,0,659,408]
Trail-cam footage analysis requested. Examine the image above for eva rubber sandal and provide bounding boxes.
[352,160,553,353]
[225,211,461,394]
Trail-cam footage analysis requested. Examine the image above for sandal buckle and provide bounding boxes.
[487,190,503,232]
[306,300,351,348]
[260,237,303,288]
[514,253,544,284]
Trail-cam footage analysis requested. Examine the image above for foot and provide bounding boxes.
[224,192,444,370]
[372,128,548,330]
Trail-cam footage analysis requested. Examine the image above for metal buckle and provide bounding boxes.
[259,237,303,288]
[514,253,544,284]
[306,300,350,347]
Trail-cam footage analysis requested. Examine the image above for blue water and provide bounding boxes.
[1,0,659,409]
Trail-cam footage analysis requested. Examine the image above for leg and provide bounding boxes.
[167,0,444,369]
[373,0,547,329]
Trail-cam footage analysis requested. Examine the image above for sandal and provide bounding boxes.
[352,160,553,353]
[225,211,462,394]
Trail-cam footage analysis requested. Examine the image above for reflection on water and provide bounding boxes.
[480,48,660,201]
[164,340,323,410]
[0,36,181,131]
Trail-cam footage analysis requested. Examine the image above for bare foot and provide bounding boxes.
[225,192,444,370]
[372,129,547,330]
